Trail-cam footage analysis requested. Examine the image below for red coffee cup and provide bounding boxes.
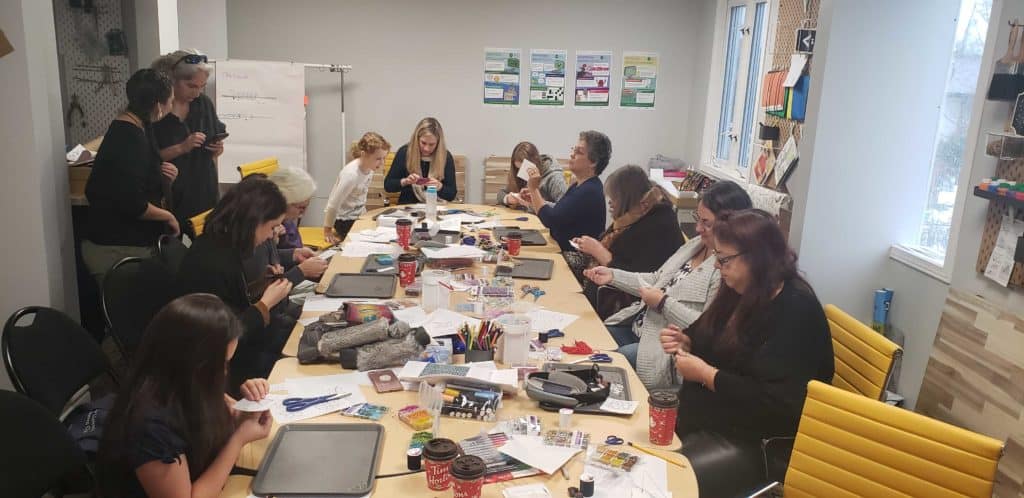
[398,253,417,288]
[451,455,486,498]
[396,218,413,249]
[422,438,459,491]
[506,231,523,256]
[648,391,679,446]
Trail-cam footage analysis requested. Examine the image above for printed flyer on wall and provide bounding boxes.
[574,50,612,107]
[484,48,521,105]
[620,52,659,109]
[529,49,567,106]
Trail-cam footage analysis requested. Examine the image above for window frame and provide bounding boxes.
[889,0,1001,283]
[699,0,779,184]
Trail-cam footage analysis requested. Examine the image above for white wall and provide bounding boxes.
[132,0,179,66]
[0,0,78,391]
[177,0,228,59]
[225,0,717,219]
[789,0,965,406]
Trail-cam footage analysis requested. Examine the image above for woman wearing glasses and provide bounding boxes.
[151,49,226,231]
[583,180,752,390]
[667,210,833,497]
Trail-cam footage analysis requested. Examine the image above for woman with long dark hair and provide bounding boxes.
[665,209,833,497]
[177,176,293,389]
[97,294,271,498]
[496,141,566,211]
[82,69,179,281]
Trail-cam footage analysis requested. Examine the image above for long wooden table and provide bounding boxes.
[223,205,697,497]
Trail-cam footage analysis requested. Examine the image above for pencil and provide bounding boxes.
[627,442,689,469]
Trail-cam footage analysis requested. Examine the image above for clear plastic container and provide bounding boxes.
[426,186,438,221]
[422,269,451,312]
[496,314,531,367]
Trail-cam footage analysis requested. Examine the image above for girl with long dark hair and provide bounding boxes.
[97,294,271,498]
[667,209,833,497]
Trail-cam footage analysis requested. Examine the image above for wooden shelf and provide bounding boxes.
[973,187,1024,209]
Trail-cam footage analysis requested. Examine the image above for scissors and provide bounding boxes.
[570,353,613,364]
[281,393,350,412]
[605,435,625,445]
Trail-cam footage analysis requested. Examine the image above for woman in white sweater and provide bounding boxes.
[583,180,752,390]
[323,132,391,244]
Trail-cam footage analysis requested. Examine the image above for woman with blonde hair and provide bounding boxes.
[497,141,567,212]
[384,117,457,204]
[323,132,392,243]
[151,49,226,229]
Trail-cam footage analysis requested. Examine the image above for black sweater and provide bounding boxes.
[153,93,225,223]
[383,144,457,204]
[85,120,166,246]
[177,235,266,339]
[677,280,834,443]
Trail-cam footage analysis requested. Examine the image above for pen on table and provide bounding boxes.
[627,441,689,469]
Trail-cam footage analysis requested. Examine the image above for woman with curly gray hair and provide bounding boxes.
[151,49,226,232]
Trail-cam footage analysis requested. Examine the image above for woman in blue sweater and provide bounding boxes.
[522,130,610,251]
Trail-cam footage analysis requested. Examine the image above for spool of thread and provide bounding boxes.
[407,448,422,470]
[580,473,595,497]
[538,331,549,344]
[559,408,573,429]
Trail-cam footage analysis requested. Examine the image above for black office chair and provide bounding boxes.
[157,233,189,275]
[101,257,176,360]
[0,390,93,497]
[2,306,116,418]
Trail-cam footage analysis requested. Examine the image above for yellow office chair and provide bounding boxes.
[826,304,902,401]
[379,152,398,206]
[188,209,212,237]
[785,380,1003,497]
[237,157,279,178]
[297,227,330,250]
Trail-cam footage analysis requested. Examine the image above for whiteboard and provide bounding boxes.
[215,59,306,183]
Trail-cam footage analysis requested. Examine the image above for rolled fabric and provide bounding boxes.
[339,327,432,371]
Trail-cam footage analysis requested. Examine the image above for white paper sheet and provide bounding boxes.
[518,158,537,181]
[524,309,579,333]
[215,60,306,183]
[420,308,482,338]
[349,227,397,244]
[773,135,799,186]
[391,306,431,327]
[503,483,552,498]
[499,435,581,475]
[784,54,808,87]
[584,446,671,498]
[599,398,640,415]
[298,316,320,326]
[420,245,488,259]
[341,241,397,258]
[233,394,285,412]
[984,215,1024,286]
[440,212,489,224]
[301,295,347,312]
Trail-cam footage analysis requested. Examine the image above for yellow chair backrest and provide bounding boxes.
[189,209,212,236]
[826,304,902,401]
[786,380,1003,498]
[237,157,279,178]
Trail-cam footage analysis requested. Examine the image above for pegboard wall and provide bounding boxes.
[974,156,1024,287]
[53,0,131,147]
[760,0,820,191]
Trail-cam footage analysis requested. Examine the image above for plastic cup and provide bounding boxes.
[506,231,523,256]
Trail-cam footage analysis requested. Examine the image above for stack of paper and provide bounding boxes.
[341,241,397,257]
[583,446,671,498]
[349,226,396,244]
[397,360,519,393]
[524,309,579,333]
[420,245,488,259]
[498,435,581,475]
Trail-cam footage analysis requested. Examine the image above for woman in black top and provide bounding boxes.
[569,165,683,319]
[82,69,179,281]
[97,294,272,498]
[177,176,293,390]
[663,209,833,497]
[151,50,226,228]
[383,117,457,204]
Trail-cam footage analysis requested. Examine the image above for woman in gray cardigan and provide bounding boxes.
[584,181,752,390]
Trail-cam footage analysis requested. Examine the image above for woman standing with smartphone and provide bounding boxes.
[151,49,227,231]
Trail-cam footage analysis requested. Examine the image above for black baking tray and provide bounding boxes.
[359,253,424,276]
[539,363,633,415]
[251,423,384,496]
[496,257,554,280]
[324,273,397,298]
[491,227,547,246]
